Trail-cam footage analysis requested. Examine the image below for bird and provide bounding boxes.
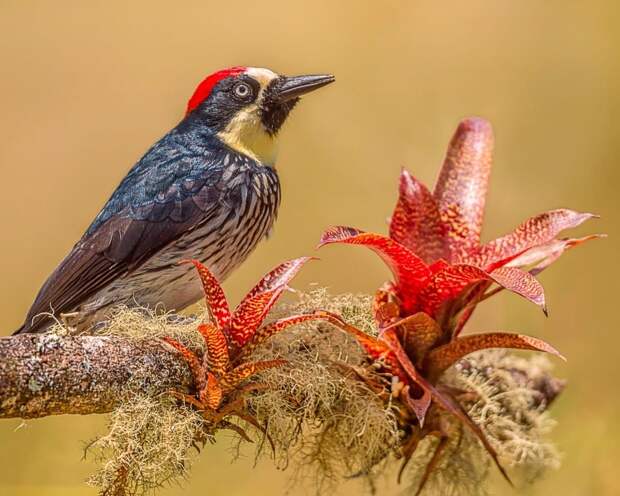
[14,66,335,334]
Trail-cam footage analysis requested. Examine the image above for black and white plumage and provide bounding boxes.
[15,66,334,334]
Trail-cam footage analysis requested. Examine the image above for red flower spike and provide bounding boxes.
[433,117,494,260]
[228,288,285,348]
[198,323,230,376]
[245,257,313,299]
[389,169,448,264]
[463,209,597,269]
[183,260,230,329]
[319,227,430,312]
[424,332,565,381]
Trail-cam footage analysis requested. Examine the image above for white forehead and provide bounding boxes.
[245,67,278,86]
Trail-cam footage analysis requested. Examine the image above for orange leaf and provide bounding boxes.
[163,337,205,391]
[220,359,287,393]
[394,312,443,367]
[198,323,230,376]
[383,330,511,485]
[424,332,564,381]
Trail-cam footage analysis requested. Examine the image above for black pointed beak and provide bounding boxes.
[274,74,335,103]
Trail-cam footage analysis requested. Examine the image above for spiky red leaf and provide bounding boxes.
[433,118,494,260]
[463,209,597,269]
[319,227,430,312]
[184,260,230,329]
[510,234,603,275]
[228,288,285,349]
[245,257,313,300]
[389,169,447,263]
[424,332,564,380]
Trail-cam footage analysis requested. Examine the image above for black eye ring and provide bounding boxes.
[233,82,253,100]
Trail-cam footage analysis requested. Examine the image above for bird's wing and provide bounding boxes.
[18,145,235,333]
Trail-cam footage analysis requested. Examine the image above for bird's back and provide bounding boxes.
[17,124,281,333]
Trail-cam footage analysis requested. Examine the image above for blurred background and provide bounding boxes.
[0,1,617,495]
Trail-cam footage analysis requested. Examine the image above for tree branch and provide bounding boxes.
[0,333,192,419]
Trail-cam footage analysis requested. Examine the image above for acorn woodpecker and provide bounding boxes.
[15,66,334,334]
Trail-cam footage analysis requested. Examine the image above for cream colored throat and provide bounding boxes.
[217,108,279,166]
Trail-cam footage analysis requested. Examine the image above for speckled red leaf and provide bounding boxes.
[462,209,597,269]
[418,264,491,317]
[510,235,603,275]
[198,323,230,376]
[228,288,285,349]
[163,337,206,391]
[220,359,287,393]
[489,266,546,312]
[394,312,443,367]
[184,260,230,329]
[383,329,511,485]
[453,281,493,337]
[424,332,564,381]
[238,313,333,361]
[319,227,430,312]
[245,257,313,299]
[433,118,494,260]
[389,169,447,263]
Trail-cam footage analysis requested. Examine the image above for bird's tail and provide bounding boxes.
[12,323,28,335]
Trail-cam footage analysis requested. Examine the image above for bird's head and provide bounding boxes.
[185,67,334,165]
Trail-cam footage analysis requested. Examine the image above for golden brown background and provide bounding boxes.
[0,1,617,495]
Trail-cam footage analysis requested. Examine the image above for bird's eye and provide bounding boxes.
[233,82,253,100]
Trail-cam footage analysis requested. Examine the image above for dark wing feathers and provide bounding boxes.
[17,131,231,333]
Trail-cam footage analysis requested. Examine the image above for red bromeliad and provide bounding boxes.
[164,257,328,442]
[317,117,601,494]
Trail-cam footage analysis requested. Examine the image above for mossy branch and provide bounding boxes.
[0,333,193,419]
